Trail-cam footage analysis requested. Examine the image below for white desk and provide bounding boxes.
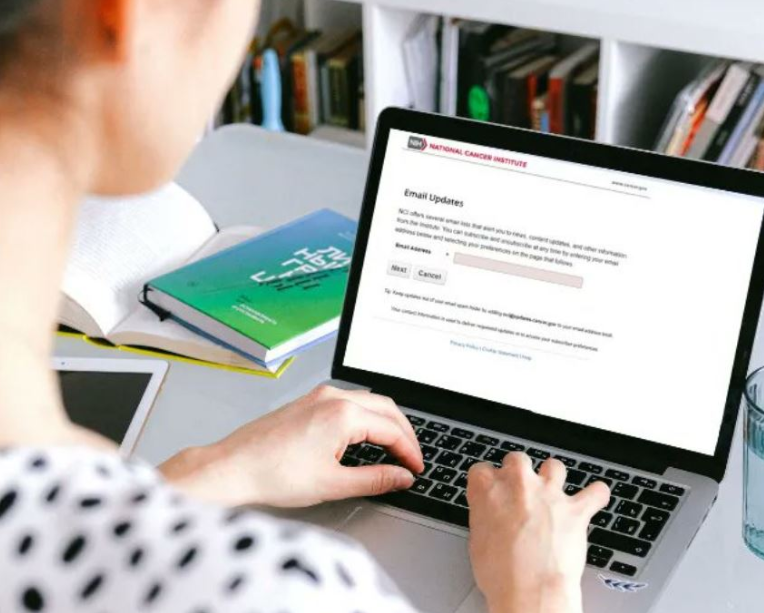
[55,124,764,611]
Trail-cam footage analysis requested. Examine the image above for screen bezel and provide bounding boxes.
[332,107,764,483]
[52,357,168,457]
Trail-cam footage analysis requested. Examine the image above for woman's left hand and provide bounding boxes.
[160,384,424,508]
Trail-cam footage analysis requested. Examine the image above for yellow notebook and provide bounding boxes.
[57,331,293,379]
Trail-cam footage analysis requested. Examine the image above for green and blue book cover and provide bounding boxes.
[145,209,357,365]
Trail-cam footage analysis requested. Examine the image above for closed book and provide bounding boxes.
[567,60,599,139]
[717,67,764,165]
[685,62,752,159]
[328,39,362,129]
[704,70,761,161]
[501,54,558,128]
[291,30,356,134]
[144,210,358,367]
[547,43,599,135]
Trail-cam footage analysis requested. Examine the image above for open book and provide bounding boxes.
[60,183,289,375]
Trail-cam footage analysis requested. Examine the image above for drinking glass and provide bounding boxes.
[744,367,764,560]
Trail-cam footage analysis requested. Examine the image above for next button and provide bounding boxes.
[414,266,447,285]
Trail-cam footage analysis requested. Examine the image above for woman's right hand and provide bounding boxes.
[467,453,610,613]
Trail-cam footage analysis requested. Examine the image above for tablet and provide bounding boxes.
[52,357,169,457]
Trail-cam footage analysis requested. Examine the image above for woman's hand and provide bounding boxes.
[467,453,610,613]
[160,385,424,508]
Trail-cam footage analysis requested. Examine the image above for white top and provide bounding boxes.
[0,446,418,613]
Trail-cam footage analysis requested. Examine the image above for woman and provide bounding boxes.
[0,1,609,612]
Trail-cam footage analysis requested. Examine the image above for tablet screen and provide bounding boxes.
[58,371,153,444]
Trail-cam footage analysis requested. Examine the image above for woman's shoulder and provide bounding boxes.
[0,446,416,613]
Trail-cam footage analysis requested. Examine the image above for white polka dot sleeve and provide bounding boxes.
[0,447,419,613]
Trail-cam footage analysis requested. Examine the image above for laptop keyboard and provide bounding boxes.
[341,413,689,578]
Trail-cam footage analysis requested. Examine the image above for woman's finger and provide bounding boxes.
[537,458,567,490]
[331,464,415,500]
[324,387,420,459]
[339,403,424,473]
[572,481,611,518]
[347,390,420,455]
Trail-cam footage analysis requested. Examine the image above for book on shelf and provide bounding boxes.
[60,184,292,376]
[656,60,764,170]
[326,37,363,129]
[142,209,358,367]
[547,43,599,135]
[291,29,359,135]
[685,62,753,160]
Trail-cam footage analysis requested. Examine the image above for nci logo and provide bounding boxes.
[408,136,428,151]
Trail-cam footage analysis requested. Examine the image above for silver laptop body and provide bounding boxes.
[289,108,764,613]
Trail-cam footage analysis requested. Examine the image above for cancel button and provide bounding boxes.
[414,266,447,285]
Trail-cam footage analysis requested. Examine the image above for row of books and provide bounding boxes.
[408,20,600,140]
[655,61,764,169]
[219,20,365,135]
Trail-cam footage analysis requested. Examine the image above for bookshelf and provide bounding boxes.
[237,0,764,158]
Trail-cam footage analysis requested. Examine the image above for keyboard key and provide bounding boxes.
[588,545,614,562]
[633,476,657,489]
[345,444,362,457]
[639,520,665,542]
[554,455,577,468]
[452,428,475,440]
[566,469,587,486]
[380,453,401,466]
[421,445,439,461]
[612,516,640,536]
[613,483,639,500]
[615,500,643,519]
[610,561,637,577]
[579,462,603,474]
[454,492,469,508]
[417,429,439,445]
[587,476,613,488]
[484,448,507,463]
[460,442,487,458]
[586,553,610,568]
[454,473,468,489]
[590,511,613,528]
[528,448,551,460]
[430,483,457,502]
[589,528,652,558]
[638,490,680,511]
[460,457,480,472]
[435,435,462,451]
[340,456,360,467]
[501,441,526,452]
[430,466,457,484]
[660,483,686,497]
[605,469,630,482]
[407,415,426,427]
[435,451,463,469]
[411,478,433,495]
[477,435,499,446]
[357,446,384,462]
[428,421,450,433]
[421,461,433,476]
[642,507,670,524]
[564,484,581,495]
[605,496,616,511]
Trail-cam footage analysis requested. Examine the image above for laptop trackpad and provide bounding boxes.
[341,507,475,613]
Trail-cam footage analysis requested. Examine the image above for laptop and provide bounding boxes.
[292,108,764,613]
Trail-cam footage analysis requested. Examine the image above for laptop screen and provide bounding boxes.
[343,128,764,456]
